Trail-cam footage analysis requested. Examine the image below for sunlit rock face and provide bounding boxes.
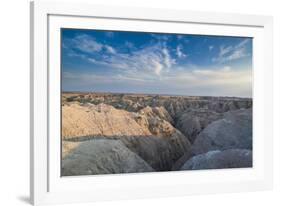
[62,103,152,139]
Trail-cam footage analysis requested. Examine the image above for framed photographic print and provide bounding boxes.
[30,0,273,205]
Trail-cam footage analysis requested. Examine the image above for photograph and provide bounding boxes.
[61,28,253,176]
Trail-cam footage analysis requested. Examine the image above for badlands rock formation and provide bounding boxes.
[62,139,154,176]
[61,92,253,175]
[138,106,174,124]
[62,103,151,139]
[63,93,252,119]
[176,109,223,143]
[191,108,252,155]
[180,149,252,170]
[119,135,190,171]
[62,102,191,171]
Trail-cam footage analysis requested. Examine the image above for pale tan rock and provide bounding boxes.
[62,103,151,139]
[138,106,174,124]
[62,103,191,171]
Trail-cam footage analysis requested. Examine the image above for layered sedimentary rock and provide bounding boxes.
[119,135,190,171]
[63,93,252,120]
[138,106,174,124]
[171,152,194,171]
[180,149,252,170]
[62,103,151,139]
[62,141,80,159]
[176,109,223,143]
[192,108,252,155]
[61,93,253,175]
[62,139,154,176]
[62,102,191,171]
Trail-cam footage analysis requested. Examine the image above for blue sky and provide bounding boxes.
[62,29,252,97]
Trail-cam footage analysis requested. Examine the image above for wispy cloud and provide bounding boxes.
[72,34,103,53]
[150,34,170,41]
[64,34,117,54]
[176,45,187,58]
[63,66,252,97]
[64,34,177,77]
[62,31,252,97]
[88,43,176,77]
[104,45,116,54]
[212,39,250,63]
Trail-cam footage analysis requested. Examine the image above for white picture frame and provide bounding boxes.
[30,0,273,205]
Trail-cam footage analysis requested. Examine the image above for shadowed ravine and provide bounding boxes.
[61,92,253,176]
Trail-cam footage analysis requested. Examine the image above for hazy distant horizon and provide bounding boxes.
[62,90,252,99]
[62,29,252,98]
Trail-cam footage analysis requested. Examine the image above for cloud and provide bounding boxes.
[219,45,233,57]
[63,65,252,97]
[212,39,250,63]
[104,45,116,54]
[64,34,117,54]
[162,66,251,97]
[72,34,103,53]
[66,49,87,59]
[62,33,252,97]
[162,48,175,68]
[151,60,163,76]
[64,34,177,77]
[176,45,187,58]
[236,39,250,48]
[86,42,176,78]
[150,34,170,41]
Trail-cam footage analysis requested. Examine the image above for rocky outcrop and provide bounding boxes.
[62,141,80,158]
[62,139,154,176]
[138,106,174,124]
[180,149,252,170]
[63,93,252,120]
[61,93,253,175]
[62,103,191,171]
[132,106,191,170]
[176,109,223,143]
[62,103,151,139]
[171,152,194,171]
[119,135,190,171]
[63,134,190,172]
[192,108,252,155]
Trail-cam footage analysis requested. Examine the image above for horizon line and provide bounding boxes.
[62,90,252,99]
